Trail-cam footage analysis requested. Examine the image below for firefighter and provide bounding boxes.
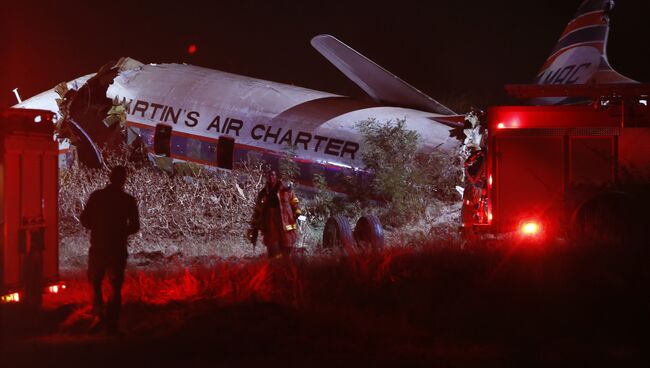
[80,165,140,335]
[248,170,302,258]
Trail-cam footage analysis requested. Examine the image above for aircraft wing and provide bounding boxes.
[311,34,456,116]
[430,114,466,128]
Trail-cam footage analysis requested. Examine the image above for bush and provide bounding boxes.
[355,118,461,227]
[302,174,363,225]
[278,145,300,183]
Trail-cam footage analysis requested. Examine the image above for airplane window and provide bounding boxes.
[217,136,235,170]
[154,124,172,156]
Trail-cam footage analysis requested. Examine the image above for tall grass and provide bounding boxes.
[43,238,649,348]
[58,156,270,261]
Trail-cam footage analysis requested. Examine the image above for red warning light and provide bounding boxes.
[187,44,197,55]
[1,292,20,303]
[520,221,541,236]
[47,283,66,294]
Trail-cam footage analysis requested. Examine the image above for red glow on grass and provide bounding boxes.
[187,44,197,55]
[42,260,294,309]
[43,247,474,316]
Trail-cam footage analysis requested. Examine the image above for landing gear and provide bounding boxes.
[353,215,384,249]
[323,214,385,251]
[322,215,354,250]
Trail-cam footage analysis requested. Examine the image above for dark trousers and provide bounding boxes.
[88,247,127,332]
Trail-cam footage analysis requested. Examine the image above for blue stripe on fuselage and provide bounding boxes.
[135,124,368,193]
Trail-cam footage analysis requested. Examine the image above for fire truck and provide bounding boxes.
[0,108,64,307]
[463,84,650,244]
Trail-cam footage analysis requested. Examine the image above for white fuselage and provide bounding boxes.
[15,60,459,173]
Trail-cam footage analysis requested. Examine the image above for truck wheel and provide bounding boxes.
[323,215,354,250]
[570,192,642,246]
[353,215,384,249]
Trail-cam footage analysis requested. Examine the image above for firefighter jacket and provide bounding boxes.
[251,182,301,234]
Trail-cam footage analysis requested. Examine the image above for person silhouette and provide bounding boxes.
[80,165,139,334]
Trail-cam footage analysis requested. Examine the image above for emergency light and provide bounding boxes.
[520,221,541,236]
[0,292,21,303]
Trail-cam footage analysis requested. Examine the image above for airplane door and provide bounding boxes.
[154,124,172,156]
[217,136,235,169]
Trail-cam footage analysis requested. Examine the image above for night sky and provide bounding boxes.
[2,0,649,111]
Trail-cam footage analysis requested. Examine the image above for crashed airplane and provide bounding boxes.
[13,0,630,190]
[15,34,465,190]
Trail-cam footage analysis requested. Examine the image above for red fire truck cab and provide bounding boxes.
[1,108,63,307]
[465,84,650,244]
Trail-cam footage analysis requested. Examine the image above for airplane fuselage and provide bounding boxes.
[113,63,456,157]
[107,61,458,187]
[15,59,460,190]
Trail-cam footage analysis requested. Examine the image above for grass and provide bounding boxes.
[7,153,641,366]
[2,236,648,366]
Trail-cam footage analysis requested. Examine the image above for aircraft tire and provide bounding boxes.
[323,215,354,250]
[353,215,384,249]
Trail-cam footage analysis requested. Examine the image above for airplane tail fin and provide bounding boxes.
[311,34,456,115]
[535,0,636,87]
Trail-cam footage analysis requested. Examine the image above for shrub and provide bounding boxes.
[278,144,300,183]
[302,174,363,225]
[355,118,461,227]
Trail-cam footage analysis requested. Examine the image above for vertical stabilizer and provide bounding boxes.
[536,0,636,89]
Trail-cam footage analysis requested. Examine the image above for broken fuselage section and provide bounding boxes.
[19,57,461,192]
